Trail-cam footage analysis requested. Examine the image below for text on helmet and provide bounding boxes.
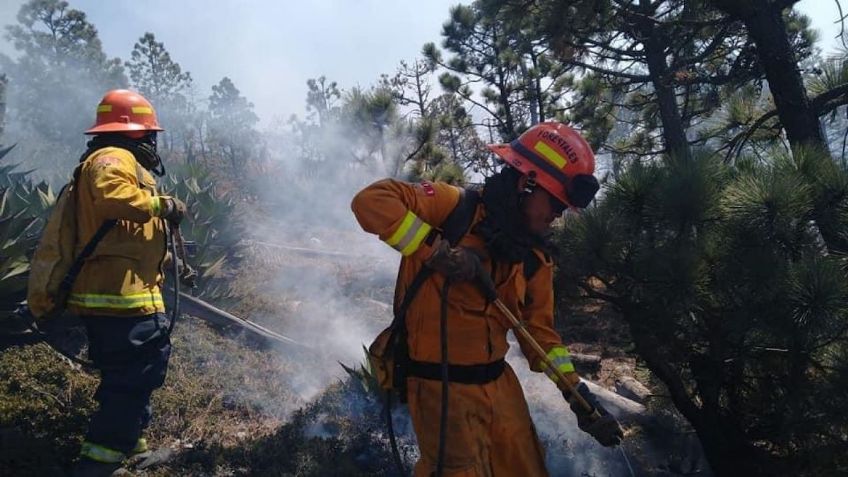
[538,130,579,164]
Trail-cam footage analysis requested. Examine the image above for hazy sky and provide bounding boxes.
[0,0,843,125]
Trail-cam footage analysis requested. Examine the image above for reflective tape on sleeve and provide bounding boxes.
[384,210,433,256]
[150,196,162,216]
[540,345,575,382]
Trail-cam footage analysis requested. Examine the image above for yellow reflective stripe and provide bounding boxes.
[68,292,165,309]
[541,346,575,382]
[534,141,567,169]
[150,196,162,216]
[97,104,113,113]
[131,106,153,114]
[384,211,433,256]
[386,211,417,246]
[399,221,432,256]
[131,438,148,455]
[80,441,125,463]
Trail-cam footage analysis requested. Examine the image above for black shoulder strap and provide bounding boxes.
[440,188,480,246]
[388,187,481,397]
[391,187,480,322]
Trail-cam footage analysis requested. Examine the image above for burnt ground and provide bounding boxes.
[0,225,710,476]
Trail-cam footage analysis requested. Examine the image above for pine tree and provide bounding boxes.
[709,0,828,151]
[423,4,534,141]
[207,77,259,174]
[1,0,126,178]
[557,148,848,476]
[125,32,194,155]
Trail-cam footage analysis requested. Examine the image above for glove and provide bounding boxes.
[179,264,198,288]
[565,382,624,447]
[161,197,187,225]
[425,235,485,282]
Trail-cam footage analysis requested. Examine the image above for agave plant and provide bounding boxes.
[161,162,243,299]
[339,346,385,401]
[0,145,54,313]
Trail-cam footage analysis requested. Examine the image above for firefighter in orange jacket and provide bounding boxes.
[71,90,186,476]
[352,122,623,476]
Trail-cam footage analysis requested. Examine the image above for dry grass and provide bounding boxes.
[0,314,309,476]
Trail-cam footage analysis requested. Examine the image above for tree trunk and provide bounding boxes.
[712,0,827,152]
[627,310,779,476]
[745,5,826,150]
[520,58,539,126]
[639,3,692,161]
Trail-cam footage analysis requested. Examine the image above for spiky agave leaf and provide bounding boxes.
[0,179,51,311]
[161,162,244,299]
[339,347,385,401]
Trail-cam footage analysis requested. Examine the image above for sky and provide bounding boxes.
[0,0,844,126]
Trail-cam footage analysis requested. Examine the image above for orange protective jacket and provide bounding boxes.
[351,178,579,382]
[67,147,171,317]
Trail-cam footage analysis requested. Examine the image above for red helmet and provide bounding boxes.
[487,122,599,208]
[85,89,164,135]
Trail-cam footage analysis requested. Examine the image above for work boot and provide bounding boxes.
[128,437,151,459]
[70,458,132,477]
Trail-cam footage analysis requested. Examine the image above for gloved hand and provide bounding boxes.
[425,235,485,282]
[179,264,198,288]
[162,197,187,225]
[565,382,624,447]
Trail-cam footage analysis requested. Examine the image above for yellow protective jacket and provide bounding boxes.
[351,178,579,385]
[67,147,171,317]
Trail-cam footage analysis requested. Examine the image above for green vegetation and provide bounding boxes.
[0,146,53,313]
[557,148,848,475]
[2,0,848,475]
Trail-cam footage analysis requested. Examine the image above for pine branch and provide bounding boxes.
[566,58,652,81]
[669,23,734,71]
[725,82,848,160]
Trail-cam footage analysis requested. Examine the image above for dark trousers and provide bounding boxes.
[81,313,172,454]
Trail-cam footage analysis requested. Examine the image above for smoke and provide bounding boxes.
[507,339,712,476]
[507,342,632,477]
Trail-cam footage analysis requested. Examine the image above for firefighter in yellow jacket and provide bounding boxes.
[352,122,623,476]
[71,90,186,476]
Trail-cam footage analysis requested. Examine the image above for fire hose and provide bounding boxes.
[168,223,197,334]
